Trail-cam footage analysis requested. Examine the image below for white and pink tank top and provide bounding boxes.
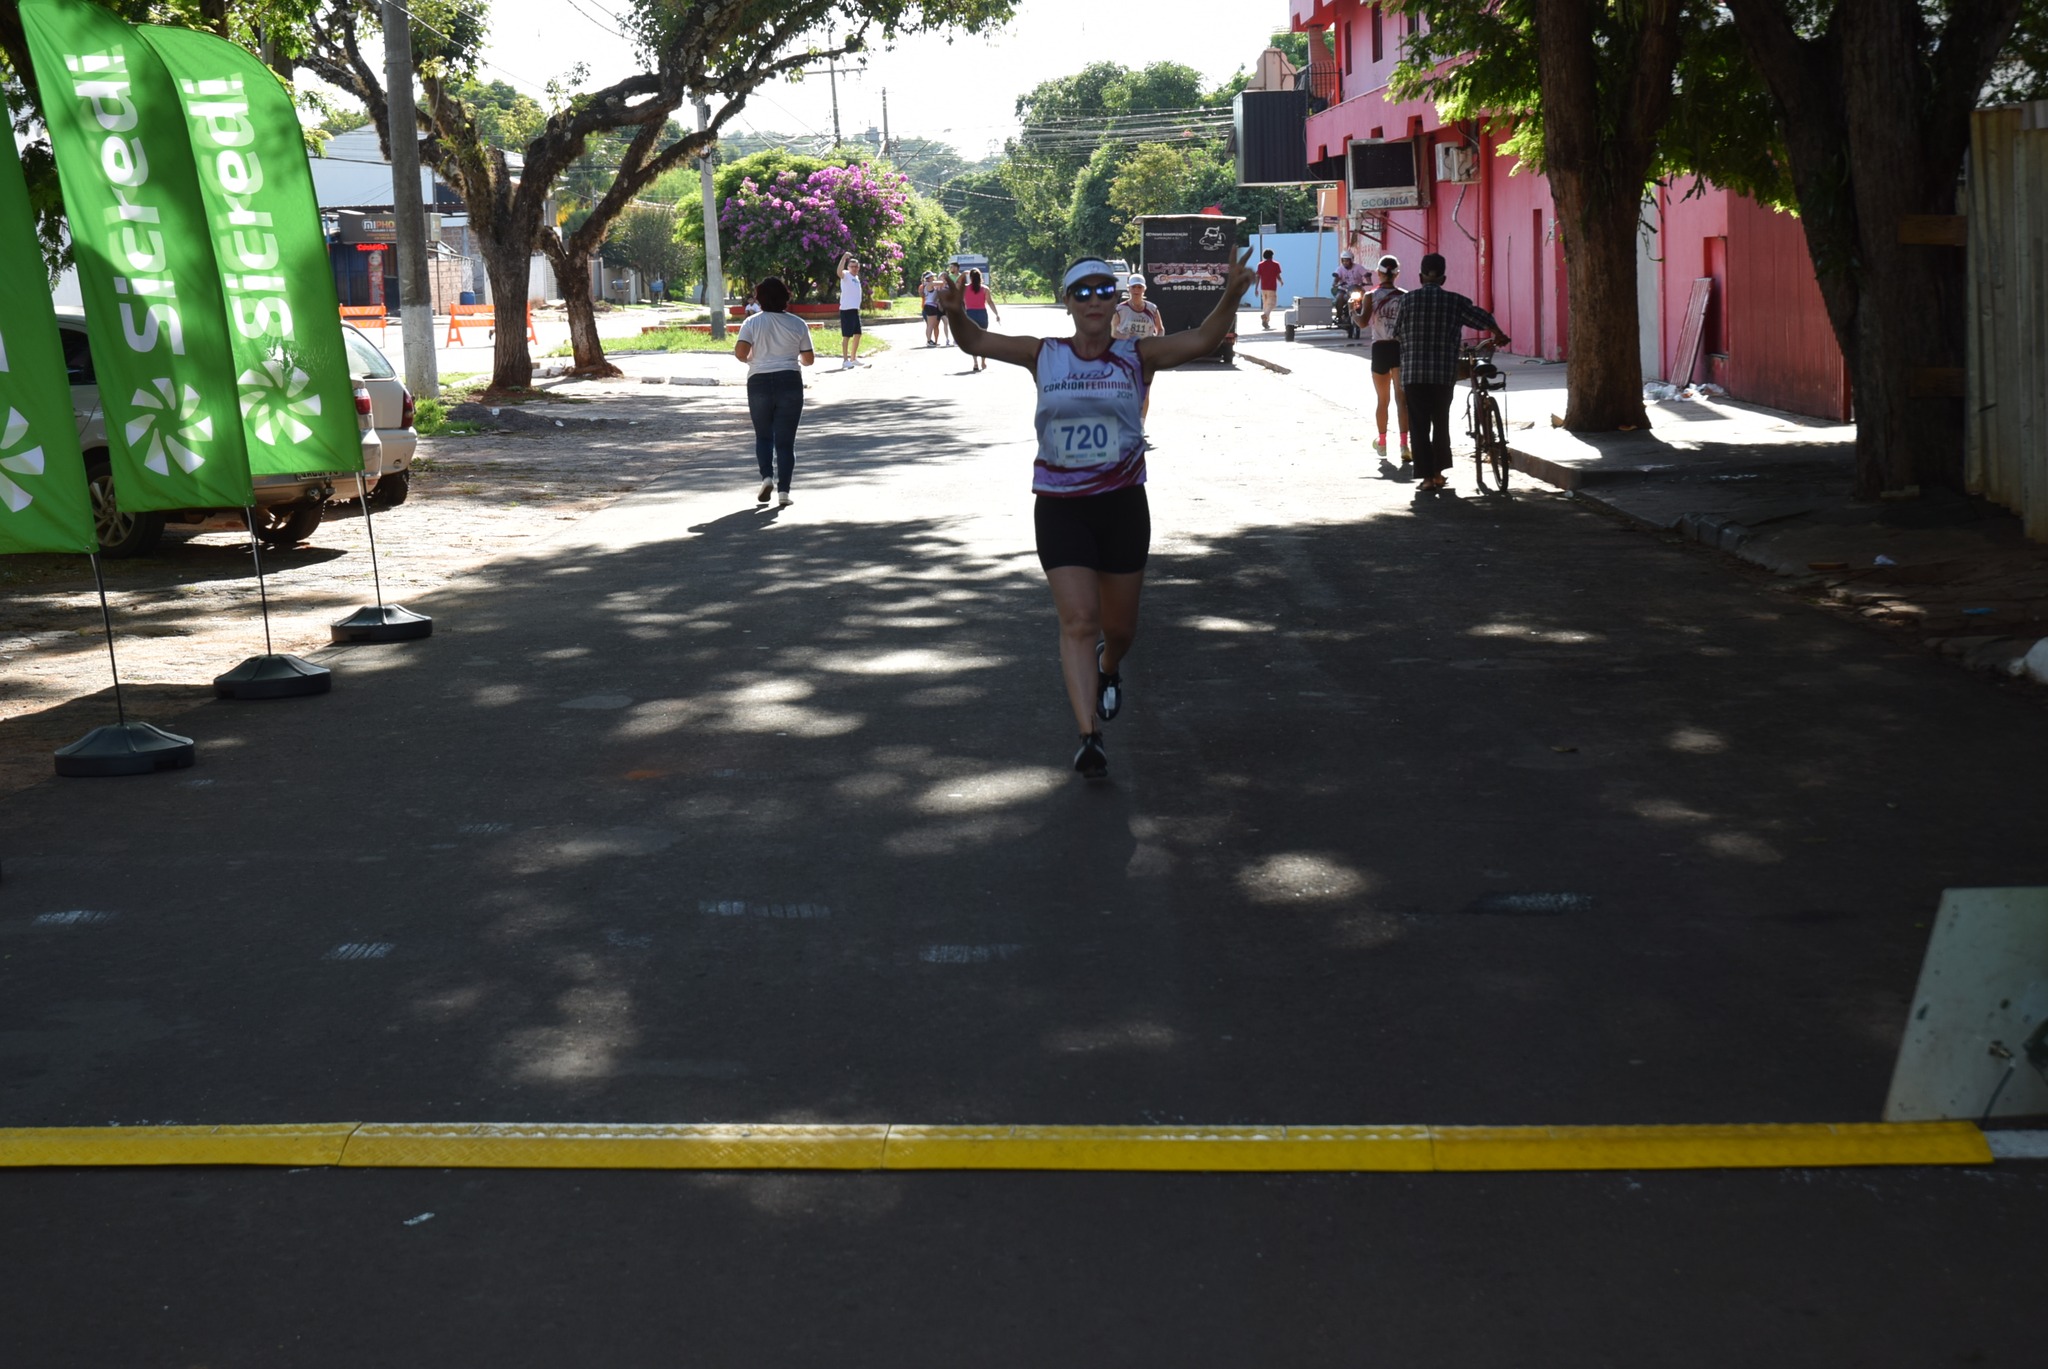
[1032,338,1148,497]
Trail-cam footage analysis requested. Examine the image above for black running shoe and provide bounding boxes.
[1073,731,1108,779]
[1095,642,1123,722]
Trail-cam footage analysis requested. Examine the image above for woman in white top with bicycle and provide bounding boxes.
[939,250,1254,780]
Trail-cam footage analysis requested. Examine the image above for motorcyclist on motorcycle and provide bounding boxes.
[1331,250,1371,340]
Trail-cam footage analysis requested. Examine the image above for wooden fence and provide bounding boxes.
[1966,103,2048,540]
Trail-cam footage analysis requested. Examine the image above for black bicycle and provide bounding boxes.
[1459,343,1510,493]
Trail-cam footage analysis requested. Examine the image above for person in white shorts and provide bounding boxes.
[1111,275,1166,419]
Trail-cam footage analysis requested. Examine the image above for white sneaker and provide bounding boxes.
[841,358,854,370]
[776,490,794,507]
[757,479,773,503]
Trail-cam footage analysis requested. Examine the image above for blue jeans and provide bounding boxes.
[747,370,804,491]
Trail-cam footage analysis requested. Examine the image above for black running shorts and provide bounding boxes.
[1371,340,1402,374]
[839,308,862,336]
[1034,485,1151,574]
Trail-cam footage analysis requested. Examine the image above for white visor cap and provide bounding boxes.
[1126,274,1146,289]
[1061,258,1118,294]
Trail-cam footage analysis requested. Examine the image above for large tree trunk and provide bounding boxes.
[1835,2,1971,494]
[484,250,534,391]
[474,228,536,391]
[542,231,624,379]
[1730,0,2020,498]
[1532,0,1681,433]
[1551,172,1651,431]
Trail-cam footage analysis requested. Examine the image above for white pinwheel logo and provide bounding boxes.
[126,378,212,475]
[238,360,322,445]
[0,406,46,514]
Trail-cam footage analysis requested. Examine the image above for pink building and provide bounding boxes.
[1286,0,1850,420]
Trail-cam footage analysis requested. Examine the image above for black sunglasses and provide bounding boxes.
[1068,282,1120,300]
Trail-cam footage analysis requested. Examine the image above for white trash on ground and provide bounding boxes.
[2022,638,2048,684]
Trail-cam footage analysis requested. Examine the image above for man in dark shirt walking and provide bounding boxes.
[1393,252,1510,492]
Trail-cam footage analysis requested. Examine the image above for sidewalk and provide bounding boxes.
[1235,308,2048,688]
[1507,397,2048,685]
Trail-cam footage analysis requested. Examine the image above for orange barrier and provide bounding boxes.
[445,301,537,347]
[339,305,387,340]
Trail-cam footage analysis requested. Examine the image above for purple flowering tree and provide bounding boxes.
[720,161,910,303]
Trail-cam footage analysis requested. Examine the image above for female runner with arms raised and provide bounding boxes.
[939,250,1254,780]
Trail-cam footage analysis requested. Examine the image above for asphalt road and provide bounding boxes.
[4,310,2044,1363]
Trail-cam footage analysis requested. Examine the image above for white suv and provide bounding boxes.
[60,306,382,556]
[341,322,417,509]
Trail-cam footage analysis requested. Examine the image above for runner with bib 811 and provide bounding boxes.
[939,249,1256,781]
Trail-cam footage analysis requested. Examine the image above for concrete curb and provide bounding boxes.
[1506,441,1586,492]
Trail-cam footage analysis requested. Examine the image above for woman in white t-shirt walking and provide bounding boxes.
[733,277,815,507]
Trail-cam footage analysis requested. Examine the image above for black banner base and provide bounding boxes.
[214,654,333,700]
[54,722,196,777]
[330,604,433,643]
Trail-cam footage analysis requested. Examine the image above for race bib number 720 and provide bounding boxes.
[1049,416,1122,468]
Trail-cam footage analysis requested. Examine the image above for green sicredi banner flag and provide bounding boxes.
[139,23,361,480]
[21,0,251,513]
[0,129,96,554]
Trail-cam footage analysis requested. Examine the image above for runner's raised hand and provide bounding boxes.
[1221,246,1256,306]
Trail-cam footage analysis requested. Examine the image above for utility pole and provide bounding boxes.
[827,32,843,148]
[696,97,726,341]
[379,0,437,398]
[881,88,891,160]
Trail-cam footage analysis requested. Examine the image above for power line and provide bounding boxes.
[561,0,631,42]
[382,0,555,102]
[1019,105,1233,126]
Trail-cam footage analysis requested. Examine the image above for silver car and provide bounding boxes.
[340,322,417,509]
[60,306,381,555]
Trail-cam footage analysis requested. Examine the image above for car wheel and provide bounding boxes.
[367,467,410,509]
[84,454,166,558]
[251,500,323,549]
[1285,324,1296,341]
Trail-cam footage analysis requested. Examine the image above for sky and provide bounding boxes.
[472,0,1293,161]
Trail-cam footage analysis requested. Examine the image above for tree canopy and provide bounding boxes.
[297,0,1013,384]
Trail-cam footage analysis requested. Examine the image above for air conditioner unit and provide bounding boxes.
[1435,144,1479,184]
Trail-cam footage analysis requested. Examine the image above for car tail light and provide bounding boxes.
[400,387,415,429]
[354,384,372,417]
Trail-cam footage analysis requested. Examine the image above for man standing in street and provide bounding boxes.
[1255,249,1284,329]
[1393,252,1509,493]
[837,252,865,369]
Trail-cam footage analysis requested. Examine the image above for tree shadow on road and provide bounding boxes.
[7,407,2048,1135]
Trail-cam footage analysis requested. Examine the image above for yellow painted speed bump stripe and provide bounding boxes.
[1426,1122,1992,1170]
[342,1123,889,1170]
[0,1120,1994,1170]
[0,1124,357,1168]
[880,1125,1437,1171]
